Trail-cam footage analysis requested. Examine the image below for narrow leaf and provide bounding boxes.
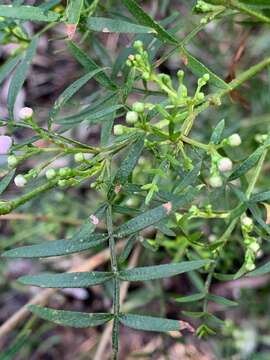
[210,119,225,144]
[207,293,238,307]
[68,42,116,90]
[0,5,60,22]
[119,260,210,282]
[29,305,113,328]
[8,37,38,118]
[0,55,21,86]
[119,313,184,332]
[247,260,270,277]
[2,233,108,258]
[49,68,105,121]
[180,47,230,90]
[229,146,264,181]
[66,0,83,25]
[0,170,16,195]
[113,134,145,186]
[115,189,199,238]
[174,293,205,303]
[122,0,178,44]
[19,271,113,288]
[88,17,154,33]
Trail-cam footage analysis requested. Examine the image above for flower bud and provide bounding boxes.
[46,168,56,180]
[7,155,18,168]
[242,216,253,227]
[218,157,233,172]
[74,152,85,163]
[58,179,67,187]
[59,167,71,177]
[18,107,33,120]
[250,242,260,252]
[228,133,241,147]
[126,111,138,124]
[14,174,27,187]
[209,175,222,188]
[113,125,124,136]
[0,135,12,154]
[132,102,145,113]
[133,40,143,50]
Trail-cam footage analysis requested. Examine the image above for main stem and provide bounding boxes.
[106,204,120,360]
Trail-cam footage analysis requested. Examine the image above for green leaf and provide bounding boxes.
[247,260,270,277]
[57,104,123,126]
[122,0,178,44]
[0,170,15,195]
[229,146,264,181]
[181,311,205,319]
[0,55,21,86]
[0,5,60,22]
[180,47,230,89]
[8,37,38,118]
[49,68,105,121]
[175,293,205,303]
[66,0,83,25]
[239,0,270,8]
[210,119,225,144]
[119,313,183,332]
[173,162,201,194]
[113,134,145,186]
[87,17,154,33]
[250,191,270,203]
[19,271,113,288]
[2,233,108,258]
[207,293,238,307]
[68,42,117,90]
[119,260,210,282]
[115,189,199,238]
[29,305,113,328]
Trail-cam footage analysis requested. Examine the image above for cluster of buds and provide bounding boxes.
[208,152,233,188]
[241,215,260,272]
[126,40,151,81]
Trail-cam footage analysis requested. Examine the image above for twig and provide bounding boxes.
[0,241,125,341]
[93,246,141,360]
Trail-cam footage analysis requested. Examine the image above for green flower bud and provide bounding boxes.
[132,102,145,113]
[228,133,241,147]
[133,40,143,50]
[0,200,13,215]
[58,179,67,187]
[7,155,18,168]
[203,73,210,82]
[142,72,150,80]
[126,111,138,124]
[59,167,71,177]
[113,124,124,136]
[74,152,85,163]
[209,175,222,188]
[46,168,56,180]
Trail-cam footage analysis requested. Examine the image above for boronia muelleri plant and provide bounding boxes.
[1,0,270,357]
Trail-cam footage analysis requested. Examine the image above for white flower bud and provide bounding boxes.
[113,125,124,136]
[132,102,145,113]
[218,157,233,172]
[126,111,138,124]
[228,133,241,147]
[18,107,33,120]
[242,216,253,227]
[14,174,27,187]
[46,168,56,180]
[209,175,222,188]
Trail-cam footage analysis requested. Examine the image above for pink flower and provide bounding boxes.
[0,135,12,154]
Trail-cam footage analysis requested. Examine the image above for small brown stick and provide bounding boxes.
[93,246,141,360]
[0,241,125,340]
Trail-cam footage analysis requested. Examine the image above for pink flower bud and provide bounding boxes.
[0,135,12,154]
[19,107,33,120]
